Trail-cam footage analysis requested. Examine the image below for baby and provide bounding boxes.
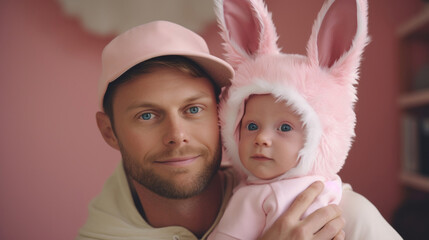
[210,92,343,239]
[209,0,370,239]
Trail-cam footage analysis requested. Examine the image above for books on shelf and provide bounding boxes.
[419,116,429,175]
[402,114,419,173]
[402,114,429,176]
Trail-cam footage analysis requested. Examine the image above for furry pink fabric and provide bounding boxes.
[216,0,370,180]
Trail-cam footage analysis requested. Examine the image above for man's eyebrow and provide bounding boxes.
[126,102,159,112]
[184,92,212,103]
[126,92,212,112]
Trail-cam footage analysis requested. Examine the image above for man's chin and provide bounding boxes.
[132,169,211,199]
[122,144,222,199]
[146,178,207,199]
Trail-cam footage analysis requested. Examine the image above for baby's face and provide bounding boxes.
[239,94,305,180]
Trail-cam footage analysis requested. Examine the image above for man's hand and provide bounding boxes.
[259,181,345,240]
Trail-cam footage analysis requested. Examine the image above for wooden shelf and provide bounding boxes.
[398,88,429,108]
[397,5,429,38]
[398,5,429,196]
[400,172,429,192]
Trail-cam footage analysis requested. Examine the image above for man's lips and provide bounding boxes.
[251,154,273,161]
[154,156,199,166]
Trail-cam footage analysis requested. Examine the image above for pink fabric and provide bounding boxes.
[209,175,342,239]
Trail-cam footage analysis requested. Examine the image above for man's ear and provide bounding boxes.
[96,111,120,150]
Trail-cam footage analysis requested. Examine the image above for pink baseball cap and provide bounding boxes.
[98,20,234,110]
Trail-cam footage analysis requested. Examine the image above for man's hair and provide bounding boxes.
[102,55,221,122]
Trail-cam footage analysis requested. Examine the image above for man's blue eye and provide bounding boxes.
[189,106,200,114]
[280,124,292,132]
[247,123,258,131]
[141,113,153,120]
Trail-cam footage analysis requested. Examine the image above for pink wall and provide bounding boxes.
[0,0,424,239]
[0,0,119,239]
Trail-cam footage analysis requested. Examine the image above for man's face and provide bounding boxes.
[239,94,305,180]
[111,67,221,199]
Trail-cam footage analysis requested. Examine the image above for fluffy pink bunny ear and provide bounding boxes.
[307,0,369,78]
[215,0,281,68]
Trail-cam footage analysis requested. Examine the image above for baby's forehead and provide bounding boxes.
[245,94,293,111]
[243,94,302,121]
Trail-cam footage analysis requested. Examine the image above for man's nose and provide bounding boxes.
[254,130,272,147]
[162,115,188,146]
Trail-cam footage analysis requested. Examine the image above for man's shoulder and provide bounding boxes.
[340,185,403,240]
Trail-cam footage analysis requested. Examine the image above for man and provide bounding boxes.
[77,21,401,240]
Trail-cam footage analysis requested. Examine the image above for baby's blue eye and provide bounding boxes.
[247,123,258,131]
[189,106,200,114]
[140,113,153,120]
[280,124,292,132]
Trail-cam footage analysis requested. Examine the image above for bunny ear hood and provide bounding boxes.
[215,0,281,68]
[217,0,369,181]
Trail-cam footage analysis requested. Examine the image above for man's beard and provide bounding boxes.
[119,142,221,199]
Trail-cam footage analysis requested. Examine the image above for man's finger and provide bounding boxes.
[308,205,344,239]
[333,230,346,240]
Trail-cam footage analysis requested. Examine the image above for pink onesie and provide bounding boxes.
[209,175,342,239]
